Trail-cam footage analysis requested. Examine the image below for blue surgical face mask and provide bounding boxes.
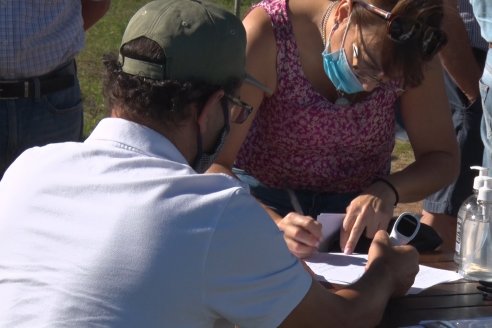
[322,15,364,95]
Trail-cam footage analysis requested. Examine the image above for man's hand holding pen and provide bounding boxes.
[279,189,323,258]
[277,213,322,258]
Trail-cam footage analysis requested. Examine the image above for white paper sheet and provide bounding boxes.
[305,252,462,294]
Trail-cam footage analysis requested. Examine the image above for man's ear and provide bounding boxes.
[197,89,225,133]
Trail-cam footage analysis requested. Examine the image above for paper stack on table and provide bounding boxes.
[305,252,462,294]
[312,213,461,294]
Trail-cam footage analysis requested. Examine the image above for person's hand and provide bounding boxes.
[277,212,322,259]
[340,183,396,254]
[366,230,419,297]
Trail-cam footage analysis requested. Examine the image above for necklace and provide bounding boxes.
[319,1,339,47]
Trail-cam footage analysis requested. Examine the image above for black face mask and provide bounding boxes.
[192,99,230,173]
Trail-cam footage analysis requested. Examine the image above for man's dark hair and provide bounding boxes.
[103,37,241,126]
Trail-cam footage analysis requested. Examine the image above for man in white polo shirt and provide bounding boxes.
[0,1,418,327]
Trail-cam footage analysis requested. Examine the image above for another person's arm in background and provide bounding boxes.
[439,0,482,103]
[81,0,111,31]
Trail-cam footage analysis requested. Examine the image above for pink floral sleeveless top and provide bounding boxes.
[235,0,400,193]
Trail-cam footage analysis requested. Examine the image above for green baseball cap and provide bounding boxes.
[119,0,271,94]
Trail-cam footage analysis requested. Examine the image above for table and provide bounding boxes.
[377,251,492,327]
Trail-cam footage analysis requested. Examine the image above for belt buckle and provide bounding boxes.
[0,80,29,99]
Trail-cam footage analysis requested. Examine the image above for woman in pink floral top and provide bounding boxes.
[209,0,459,258]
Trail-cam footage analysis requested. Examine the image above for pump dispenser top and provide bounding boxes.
[472,166,489,191]
[478,177,492,204]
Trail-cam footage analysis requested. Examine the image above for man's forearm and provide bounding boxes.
[334,260,395,327]
[281,266,395,328]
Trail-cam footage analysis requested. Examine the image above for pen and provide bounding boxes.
[287,189,304,215]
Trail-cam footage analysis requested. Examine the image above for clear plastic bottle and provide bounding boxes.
[454,166,488,266]
[459,177,492,280]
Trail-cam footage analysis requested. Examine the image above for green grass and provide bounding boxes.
[78,0,149,136]
[392,140,414,171]
[78,0,256,137]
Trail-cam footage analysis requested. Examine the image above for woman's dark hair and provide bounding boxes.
[352,0,446,88]
[102,37,241,126]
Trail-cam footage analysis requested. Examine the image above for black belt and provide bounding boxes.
[0,63,75,99]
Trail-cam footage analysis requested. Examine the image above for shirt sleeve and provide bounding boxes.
[202,188,312,328]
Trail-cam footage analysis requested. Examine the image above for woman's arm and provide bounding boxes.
[208,7,322,259]
[207,6,277,177]
[439,0,481,103]
[395,58,460,202]
[341,58,460,254]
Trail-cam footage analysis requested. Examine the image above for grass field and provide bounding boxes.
[77,0,421,213]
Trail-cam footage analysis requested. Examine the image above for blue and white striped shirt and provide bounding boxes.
[470,0,492,43]
[0,1,85,79]
[459,0,488,50]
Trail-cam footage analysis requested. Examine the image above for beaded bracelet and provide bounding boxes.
[373,177,399,206]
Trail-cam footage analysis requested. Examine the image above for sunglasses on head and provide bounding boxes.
[351,0,447,58]
[223,94,253,124]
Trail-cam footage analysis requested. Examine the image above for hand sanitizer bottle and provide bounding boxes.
[455,166,489,266]
[459,177,492,280]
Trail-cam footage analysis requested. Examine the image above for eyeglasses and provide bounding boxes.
[351,0,447,58]
[224,94,253,124]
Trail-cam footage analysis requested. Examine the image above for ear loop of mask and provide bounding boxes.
[323,11,365,99]
[326,12,352,54]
